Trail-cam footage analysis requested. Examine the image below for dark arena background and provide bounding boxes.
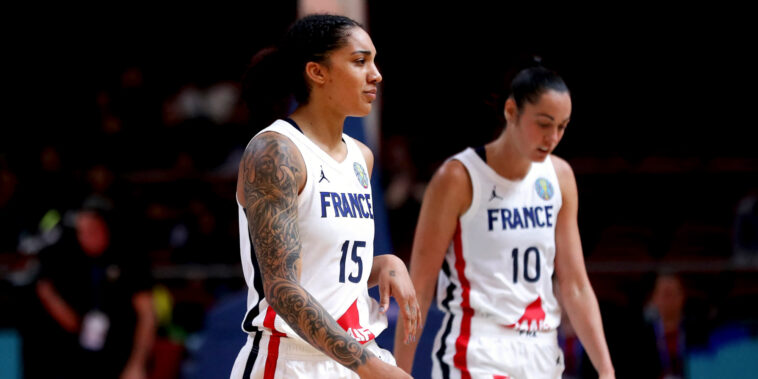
[2,2,756,378]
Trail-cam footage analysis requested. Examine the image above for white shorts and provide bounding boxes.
[432,315,564,379]
[230,332,396,379]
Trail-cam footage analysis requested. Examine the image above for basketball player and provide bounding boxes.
[394,67,615,379]
[230,15,418,379]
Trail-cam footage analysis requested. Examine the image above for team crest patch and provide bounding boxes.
[353,162,369,188]
[535,178,554,200]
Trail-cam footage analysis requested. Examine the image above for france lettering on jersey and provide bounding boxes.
[237,119,387,352]
[434,147,563,362]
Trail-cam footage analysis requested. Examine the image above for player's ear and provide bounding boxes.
[504,97,518,124]
[305,61,328,86]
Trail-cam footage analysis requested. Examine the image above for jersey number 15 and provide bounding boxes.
[339,240,365,283]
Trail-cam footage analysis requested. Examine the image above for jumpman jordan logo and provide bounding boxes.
[319,166,330,183]
[489,185,503,201]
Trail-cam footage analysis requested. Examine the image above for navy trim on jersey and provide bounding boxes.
[436,259,457,379]
[242,331,263,378]
[284,117,345,143]
[284,118,303,133]
[474,145,487,163]
[242,209,266,333]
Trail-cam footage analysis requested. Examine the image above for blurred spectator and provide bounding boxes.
[161,81,245,173]
[0,162,21,253]
[82,164,117,212]
[733,191,758,267]
[26,145,78,226]
[32,208,155,378]
[13,146,77,258]
[644,273,687,379]
[170,199,224,264]
[162,82,240,127]
[381,135,425,261]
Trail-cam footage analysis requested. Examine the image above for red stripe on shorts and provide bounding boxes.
[452,221,473,379]
[263,307,286,379]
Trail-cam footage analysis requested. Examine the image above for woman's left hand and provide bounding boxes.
[374,255,421,344]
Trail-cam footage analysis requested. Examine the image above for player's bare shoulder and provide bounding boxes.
[549,154,573,178]
[435,159,471,188]
[427,158,474,216]
[549,154,577,199]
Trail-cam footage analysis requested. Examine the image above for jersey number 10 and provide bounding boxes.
[511,246,541,283]
[339,240,365,283]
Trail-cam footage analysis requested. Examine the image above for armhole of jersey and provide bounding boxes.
[343,134,369,173]
[452,155,480,224]
[253,126,310,202]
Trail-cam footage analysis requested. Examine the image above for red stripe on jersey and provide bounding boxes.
[493,375,510,379]
[452,221,474,379]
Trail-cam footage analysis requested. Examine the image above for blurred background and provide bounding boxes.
[2,2,757,378]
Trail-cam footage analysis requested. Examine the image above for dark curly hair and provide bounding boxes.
[242,14,363,129]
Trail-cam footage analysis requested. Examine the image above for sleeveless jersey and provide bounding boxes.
[436,147,563,332]
[237,119,386,350]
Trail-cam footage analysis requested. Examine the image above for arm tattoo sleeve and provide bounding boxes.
[242,133,371,370]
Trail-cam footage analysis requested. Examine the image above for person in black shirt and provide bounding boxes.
[35,208,155,378]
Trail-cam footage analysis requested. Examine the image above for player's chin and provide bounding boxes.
[351,104,373,117]
[532,150,551,162]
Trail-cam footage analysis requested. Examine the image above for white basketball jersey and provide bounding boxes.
[436,147,563,332]
[237,119,386,350]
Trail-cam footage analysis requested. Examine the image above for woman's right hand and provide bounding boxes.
[357,356,413,379]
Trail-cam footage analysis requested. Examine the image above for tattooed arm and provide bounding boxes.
[237,132,408,378]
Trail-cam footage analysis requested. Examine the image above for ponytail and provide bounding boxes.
[241,47,293,131]
[486,55,549,128]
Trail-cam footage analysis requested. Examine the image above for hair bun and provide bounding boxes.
[531,55,543,67]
